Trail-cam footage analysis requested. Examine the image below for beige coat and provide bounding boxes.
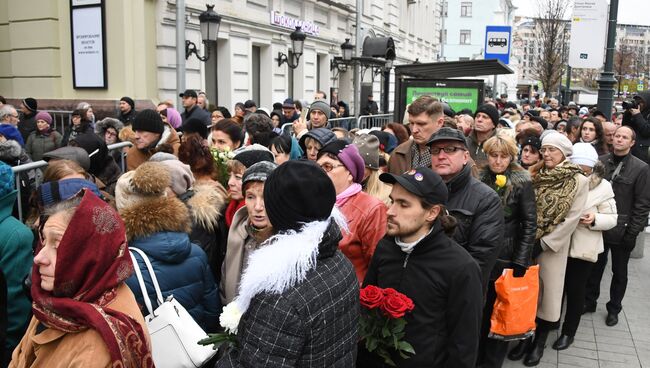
[569,174,617,262]
[536,171,589,322]
[9,284,149,368]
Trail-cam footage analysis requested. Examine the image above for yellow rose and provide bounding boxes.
[495,175,507,188]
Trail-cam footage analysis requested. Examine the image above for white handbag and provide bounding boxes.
[129,247,217,368]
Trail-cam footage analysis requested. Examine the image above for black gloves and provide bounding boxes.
[531,240,543,259]
[511,263,528,278]
[622,233,638,252]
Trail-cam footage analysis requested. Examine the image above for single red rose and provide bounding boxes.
[383,288,399,296]
[400,294,415,312]
[381,293,411,318]
[360,285,384,309]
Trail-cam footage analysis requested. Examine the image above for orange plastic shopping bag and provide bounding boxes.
[489,265,539,341]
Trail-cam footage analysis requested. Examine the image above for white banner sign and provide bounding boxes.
[568,0,608,69]
[71,5,106,88]
[270,12,320,36]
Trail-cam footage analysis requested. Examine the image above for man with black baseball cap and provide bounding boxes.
[180,89,211,127]
[427,127,504,291]
[359,167,483,368]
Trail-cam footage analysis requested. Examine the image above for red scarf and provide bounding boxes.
[225,199,245,227]
[31,190,153,368]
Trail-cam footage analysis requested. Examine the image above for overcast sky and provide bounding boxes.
[512,0,650,26]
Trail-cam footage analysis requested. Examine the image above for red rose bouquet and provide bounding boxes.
[359,285,415,366]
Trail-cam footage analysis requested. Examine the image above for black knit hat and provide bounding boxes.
[475,103,499,126]
[120,96,135,110]
[22,97,37,112]
[521,135,542,151]
[232,144,274,168]
[132,109,164,134]
[530,115,548,130]
[182,117,208,139]
[264,160,336,232]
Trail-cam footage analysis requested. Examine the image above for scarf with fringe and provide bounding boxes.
[533,161,583,240]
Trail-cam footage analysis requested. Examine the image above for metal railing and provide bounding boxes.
[357,114,393,130]
[42,110,73,135]
[10,141,132,222]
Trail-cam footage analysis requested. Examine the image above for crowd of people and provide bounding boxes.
[0,89,649,368]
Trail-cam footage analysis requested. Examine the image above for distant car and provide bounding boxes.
[488,38,507,47]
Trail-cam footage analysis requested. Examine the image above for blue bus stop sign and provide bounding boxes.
[485,25,511,65]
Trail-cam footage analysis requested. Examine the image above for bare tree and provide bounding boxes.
[614,44,636,95]
[532,0,570,97]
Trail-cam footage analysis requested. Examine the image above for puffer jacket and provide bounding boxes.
[122,195,220,332]
[25,130,62,161]
[338,190,387,283]
[622,90,650,164]
[599,151,650,245]
[478,164,536,280]
[569,163,617,262]
[217,221,359,368]
[446,164,504,288]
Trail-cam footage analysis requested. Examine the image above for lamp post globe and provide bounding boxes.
[199,4,221,43]
[341,38,354,61]
[289,26,306,56]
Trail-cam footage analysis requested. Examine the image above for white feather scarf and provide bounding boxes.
[232,208,348,315]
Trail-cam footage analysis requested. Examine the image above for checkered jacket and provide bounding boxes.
[217,222,359,367]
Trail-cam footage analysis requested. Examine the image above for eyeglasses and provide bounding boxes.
[430,146,466,155]
[540,147,559,154]
[105,131,117,137]
[319,163,345,173]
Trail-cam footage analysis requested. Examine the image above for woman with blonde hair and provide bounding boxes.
[477,132,537,368]
[352,134,391,206]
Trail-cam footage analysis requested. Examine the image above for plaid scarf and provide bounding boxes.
[410,141,431,169]
[532,161,583,240]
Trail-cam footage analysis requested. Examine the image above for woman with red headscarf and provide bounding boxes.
[9,189,153,368]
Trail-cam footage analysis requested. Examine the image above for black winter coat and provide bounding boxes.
[17,112,36,142]
[361,221,483,368]
[599,152,650,245]
[622,90,650,164]
[180,105,212,127]
[218,221,359,368]
[446,164,505,288]
[478,165,536,280]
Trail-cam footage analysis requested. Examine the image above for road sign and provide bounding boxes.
[638,84,644,91]
[485,26,511,65]
[568,0,608,68]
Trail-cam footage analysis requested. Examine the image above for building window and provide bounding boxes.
[460,30,471,45]
[461,2,472,17]
[252,46,260,105]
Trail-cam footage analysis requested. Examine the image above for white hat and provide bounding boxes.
[570,143,598,167]
[542,132,573,158]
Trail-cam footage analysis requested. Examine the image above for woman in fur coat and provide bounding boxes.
[551,143,617,351]
[477,132,537,368]
[115,161,220,332]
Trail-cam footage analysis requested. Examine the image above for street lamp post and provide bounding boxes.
[277,26,307,69]
[596,0,619,121]
[185,5,221,62]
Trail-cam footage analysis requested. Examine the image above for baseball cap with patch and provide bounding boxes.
[380,167,448,205]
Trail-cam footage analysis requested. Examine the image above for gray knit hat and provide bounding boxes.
[242,161,278,189]
[309,100,330,120]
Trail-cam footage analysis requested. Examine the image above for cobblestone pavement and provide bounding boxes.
[503,239,650,368]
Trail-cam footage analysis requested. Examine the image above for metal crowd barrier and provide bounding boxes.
[357,114,393,130]
[10,141,132,222]
[42,110,73,135]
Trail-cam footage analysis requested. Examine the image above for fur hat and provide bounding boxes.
[95,117,124,136]
[542,131,573,158]
[570,143,598,167]
[115,161,171,211]
[0,124,25,146]
[263,160,336,232]
[0,161,14,198]
[132,109,164,134]
[22,97,37,112]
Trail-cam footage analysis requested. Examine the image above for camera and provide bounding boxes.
[622,99,638,110]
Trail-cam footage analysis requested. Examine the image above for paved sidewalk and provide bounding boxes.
[503,239,650,368]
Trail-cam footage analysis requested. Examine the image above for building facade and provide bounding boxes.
[1,0,443,116]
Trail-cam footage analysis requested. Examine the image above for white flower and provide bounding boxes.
[220,302,242,334]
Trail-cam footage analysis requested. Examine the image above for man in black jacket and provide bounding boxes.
[117,96,137,125]
[622,90,650,164]
[179,89,211,127]
[585,126,650,326]
[361,168,482,368]
[428,127,504,290]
